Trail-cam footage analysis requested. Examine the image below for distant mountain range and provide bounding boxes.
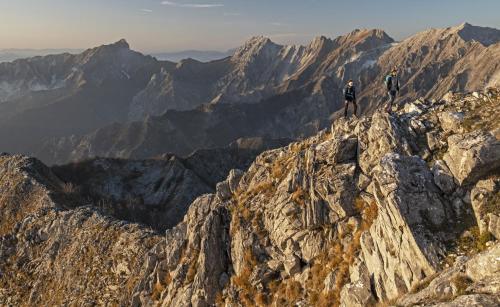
[151,49,235,62]
[0,48,83,63]
[0,23,499,165]
[0,48,234,64]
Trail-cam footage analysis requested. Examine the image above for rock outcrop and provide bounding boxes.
[360,153,447,301]
[471,177,500,239]
[1,88,499,306]
[444,130,500,185]
[0,155,162,306]
[130,88,499,306]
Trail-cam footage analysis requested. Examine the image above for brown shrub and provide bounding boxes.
[457,226,491,254]
[271,279,303,306]
[241,206,252,221]
[291,187,306,206]
[451,274,473,297]
[231,248,260,306]
[151,282,164,301]
[165,272,172,285]
[215,291,225,306]
[185,250,200,284]
[255,292,268,307]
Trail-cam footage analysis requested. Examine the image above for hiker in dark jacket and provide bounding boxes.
[384,69,400,113]
[343,80,357,118]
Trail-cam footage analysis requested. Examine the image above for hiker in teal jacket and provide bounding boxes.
[385,69,400,113]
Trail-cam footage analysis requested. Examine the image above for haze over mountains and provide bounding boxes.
[0,23,499,165]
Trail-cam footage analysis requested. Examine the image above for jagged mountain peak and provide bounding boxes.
[81,39,132,59]
[243,35,274,46]
[108,38,130,49]
[311,35,331,43]
[233,36,281,57]
[410,23,500,47]
[308,35,335,49]
[230,36,283,67]
[338,28,394,45]
[451,22,500,46]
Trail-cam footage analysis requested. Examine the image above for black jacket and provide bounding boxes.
[385,75,400,92]
[343,85,356,101]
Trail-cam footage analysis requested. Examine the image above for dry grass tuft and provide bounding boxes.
[308,198,378,306]
[451,274,473,297]
[456,226,491,254]
[272,280,303,306]
[151,281,165,301]
[185,249,200,284]
[231,248,261,306]
[291,187,306,206]
[215,291,225,306]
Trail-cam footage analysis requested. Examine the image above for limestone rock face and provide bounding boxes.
[471,177,500,238]
[340,259,376,307]
[443,131,500,185]
[398,244,500,306]
[360,154,447,301]
[358,112,413,175]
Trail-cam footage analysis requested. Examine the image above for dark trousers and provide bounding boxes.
[386,91,397,112]
[344,99,357,118]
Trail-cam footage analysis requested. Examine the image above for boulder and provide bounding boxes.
[403,100,425,115]
[340,258,376,307]
[432,160,457,194]
[443,131,500,185]
[431,294,500,306]
[488,214,500,240]
[358,112,413,175]
[466,244,500,282]
[441,92,455,103]
[438,111,465,134]
[397,244,500,307]
[315,135,358,164]
[471,178,500,238]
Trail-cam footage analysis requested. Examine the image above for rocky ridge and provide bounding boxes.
[1,87,498,306]
[131,87,499,306]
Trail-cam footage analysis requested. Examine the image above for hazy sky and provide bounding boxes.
[1,0,500,53]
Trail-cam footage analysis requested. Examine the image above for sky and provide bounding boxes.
[1,0,500,53]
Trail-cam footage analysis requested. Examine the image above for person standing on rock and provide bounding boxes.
[343,79,357,118]
[385,69,400,113]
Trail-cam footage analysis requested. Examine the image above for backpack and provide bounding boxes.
[384,75,392,86]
